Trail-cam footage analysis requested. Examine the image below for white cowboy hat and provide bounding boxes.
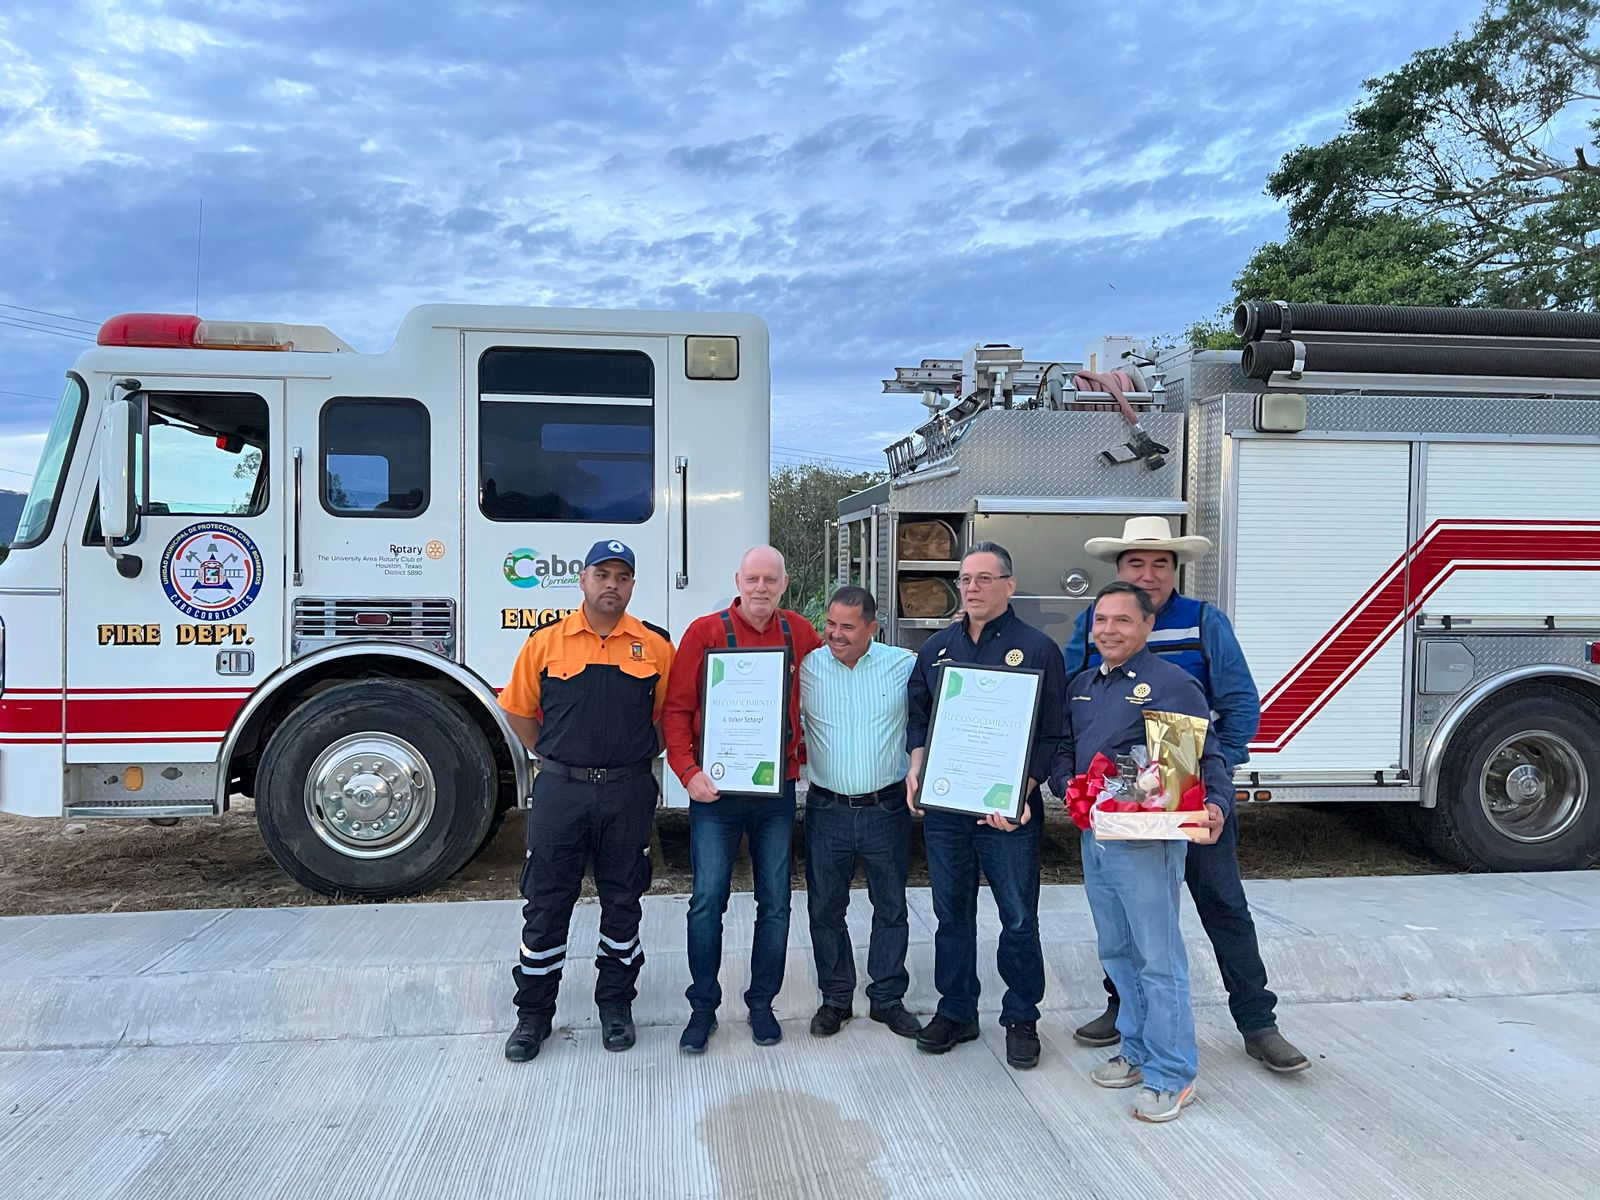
[1085,516,1213,563]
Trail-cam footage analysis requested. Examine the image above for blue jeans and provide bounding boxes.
[921,806,1044,1026]
[686,783,796,1013]
[1082,829,1197,1092]
[804,793,911,1009]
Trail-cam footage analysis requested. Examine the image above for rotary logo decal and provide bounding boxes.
[160,522,263,621]
[1004,648,1024,666]
[1132,682,1152,700]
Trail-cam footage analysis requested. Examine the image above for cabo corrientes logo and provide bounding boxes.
[503,548,582,589]
[160,521,264,621]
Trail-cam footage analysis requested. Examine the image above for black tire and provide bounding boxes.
[256,680,497,898]
[1426,685,1600,872]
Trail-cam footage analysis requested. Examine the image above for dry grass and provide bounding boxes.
[0,799,1452,918]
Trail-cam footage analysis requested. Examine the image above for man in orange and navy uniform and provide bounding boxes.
[500,539,674,1062]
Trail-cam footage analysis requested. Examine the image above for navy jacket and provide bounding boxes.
[1049,647,1233,817]
[1064,591,1260,770]
[907,605,1066,791]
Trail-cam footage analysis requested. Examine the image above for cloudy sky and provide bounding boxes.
[0,0,1477,490]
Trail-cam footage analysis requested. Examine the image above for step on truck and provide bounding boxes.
[833,302,1600,872]
[0,305,769,896]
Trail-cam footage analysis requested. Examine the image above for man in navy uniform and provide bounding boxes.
[1063,516,1306,1074]
[1051,581,1229,1123]
[906,541,1066,1071]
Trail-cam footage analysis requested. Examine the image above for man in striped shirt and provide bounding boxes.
[798,586,923,1040]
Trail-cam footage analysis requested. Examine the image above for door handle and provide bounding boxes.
[674,455,688,590]
[292,447,304,587]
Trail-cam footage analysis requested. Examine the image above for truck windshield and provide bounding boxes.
[10,376,87,549]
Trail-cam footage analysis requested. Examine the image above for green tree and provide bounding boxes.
[1196,0,1599,342]
[768,461,883,625]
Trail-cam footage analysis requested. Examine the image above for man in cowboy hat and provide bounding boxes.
[1063,515,1308,1075]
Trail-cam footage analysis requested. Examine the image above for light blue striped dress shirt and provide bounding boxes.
[800,642,916,794]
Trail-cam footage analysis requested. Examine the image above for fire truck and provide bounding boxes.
[0,305,769,896]
[833,302,1600,872]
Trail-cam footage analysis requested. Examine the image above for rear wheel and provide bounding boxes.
[256,680,496,897]
[1427,685,1600,872]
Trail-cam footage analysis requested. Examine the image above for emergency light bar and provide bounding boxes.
[97,313,354,353]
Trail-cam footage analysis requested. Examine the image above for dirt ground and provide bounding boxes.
[0,798,1453,917]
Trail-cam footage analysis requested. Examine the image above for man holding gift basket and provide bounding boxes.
[1064,516,1307,1075]
[1051,581,1229,1123]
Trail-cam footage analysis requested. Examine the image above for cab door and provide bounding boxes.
[461,333,672,689]
[65,378,285,766]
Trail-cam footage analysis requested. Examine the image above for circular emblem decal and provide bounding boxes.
[932,778,951,796]
[709,762,726,781]
[425,539,446,560]
[1133,682,1152,700]
[607,540,624,553]
[1004,649,1024,667]
[504,548,540,588]
[160,522,263,621]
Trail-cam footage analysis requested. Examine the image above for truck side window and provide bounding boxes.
[320,398,430,517]
[478,347,654,524]
[145,392,269,517]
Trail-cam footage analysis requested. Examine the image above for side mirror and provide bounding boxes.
[98,392,143,577]
[97,398,135,541]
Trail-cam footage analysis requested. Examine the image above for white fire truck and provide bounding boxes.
[0,305,769,896]
[834,305,1600,872]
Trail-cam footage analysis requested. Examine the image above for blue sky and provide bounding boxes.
[0,0,1478,489]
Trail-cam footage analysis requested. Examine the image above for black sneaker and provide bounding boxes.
[750,1007,783,1046]
[599,1005,636,1052]
[915,1013,980,1055]
[1005,1020,1041,1070]
[809,1004,852,1037]
[869,1004,924,1039]
[1073,1001,1121,1047]
[503,1013,553,1062]
[679,1010,717,1055]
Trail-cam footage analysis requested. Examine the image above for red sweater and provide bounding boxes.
[663,599,823,786]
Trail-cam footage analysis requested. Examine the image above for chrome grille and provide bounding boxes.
[293,598,456,659]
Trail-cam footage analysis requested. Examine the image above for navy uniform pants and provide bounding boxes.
[1100,807,1278,1034]
[512,770,657,1018]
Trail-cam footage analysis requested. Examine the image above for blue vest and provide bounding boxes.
[1078,593,1211,694]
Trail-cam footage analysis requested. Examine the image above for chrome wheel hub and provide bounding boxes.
[305,733,436,859]
[1479,732,1586,845]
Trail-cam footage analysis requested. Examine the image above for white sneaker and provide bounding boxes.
[1090,1055,1143,1089]
[1132,1082,1197,1123]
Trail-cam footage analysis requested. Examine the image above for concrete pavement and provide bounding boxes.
[2,872,1597,1198]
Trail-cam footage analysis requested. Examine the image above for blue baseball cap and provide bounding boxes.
[583,539,636,570]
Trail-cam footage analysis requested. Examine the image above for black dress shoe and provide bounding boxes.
[915,1013,981,1054]
[869,1004,924,1039]
[504,1013,553,1062]
[1005,1020,1041,1069]
[1073,1001,1121,1047]
[599,1006,636,1052]
[809,1004,853,1037]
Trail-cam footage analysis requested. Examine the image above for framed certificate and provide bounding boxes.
[918,663,1043,822]
[700,647,789,797]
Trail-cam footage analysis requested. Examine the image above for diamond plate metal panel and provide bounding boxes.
[1186,396,1227,606]
[1411,634,1600,769]
[1223,393,1600,438]
[885,409,1186,512]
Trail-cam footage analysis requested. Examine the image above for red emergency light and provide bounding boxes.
[97,313,295,351]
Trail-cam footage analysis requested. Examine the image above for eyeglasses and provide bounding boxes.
[957,573,1011,588]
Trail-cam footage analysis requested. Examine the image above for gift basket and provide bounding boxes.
[1063,710,1211,841]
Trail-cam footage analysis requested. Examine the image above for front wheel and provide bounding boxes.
[256,680,497,897]
[1427,684,1600,872]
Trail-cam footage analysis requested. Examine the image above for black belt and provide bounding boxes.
[810,782,904,808]
[538,757,656,785]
